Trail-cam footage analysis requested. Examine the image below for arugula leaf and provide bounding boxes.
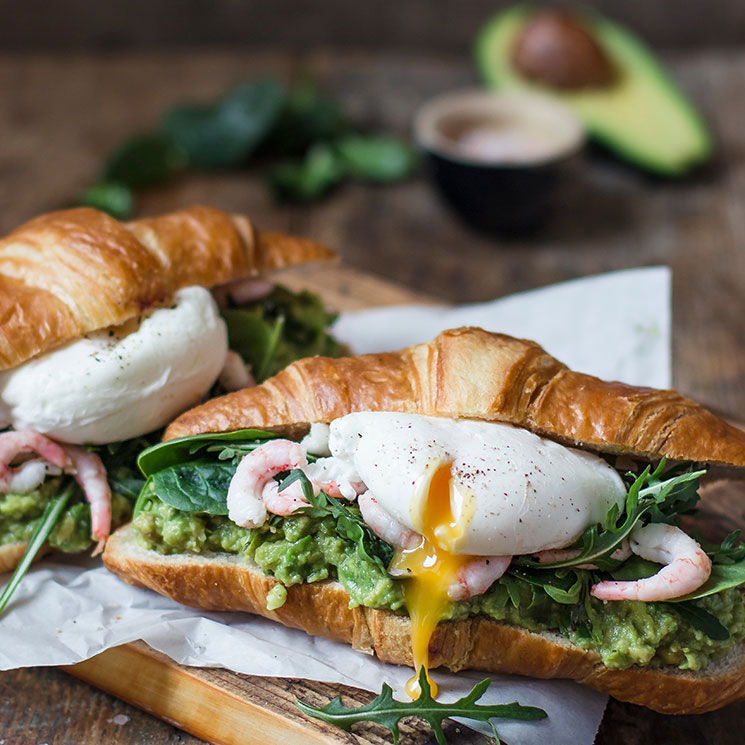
[137,429,279,476]
[296,667,546,745]
[146,461,235,515]
[0,483,76,616]
[161,79,284,169]
[666,601,730,641]
[507,566,587,605]
[519,462,705,571]
[280,470,395,568]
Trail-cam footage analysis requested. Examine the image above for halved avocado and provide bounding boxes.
[475,5,713,176]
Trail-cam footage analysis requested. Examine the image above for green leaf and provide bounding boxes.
[161,79,285,169]
[103,133,185,188]
[221,308,285,383]
[519,462,705,571]
[280,470,394,568]
[335,135,419,182]
[0,483,76,616]
[263,78,348,156]
[137,429,279,476]
[667,601,730,641]
[296,667,546,745]
[73,181,135,219]
[668,560,745,602]
[149,461,235,514]
[268,142,346,202]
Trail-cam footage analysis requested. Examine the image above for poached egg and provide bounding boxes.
[312,412,626,696]
[0,286,228,444]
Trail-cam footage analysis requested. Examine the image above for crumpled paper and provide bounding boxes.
[0,267,671,745]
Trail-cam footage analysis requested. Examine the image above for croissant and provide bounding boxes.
[102,327,745,714]
[0,205,334,371]
[165,326,745,469]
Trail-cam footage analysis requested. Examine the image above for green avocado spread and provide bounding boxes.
[134,495,745,672]
[1,477,131,553]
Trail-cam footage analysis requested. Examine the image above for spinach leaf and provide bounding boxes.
[103,133,185,188]
[148,461,235,515]
[667,601,730,641]
[268,142,346,202]
[263,78,348,156]
[221,285,343,381]
[73,180,135,219]
[162,79,284,169]
[138,429,278,476]
[221,307,285,382]
[336,135,419,182]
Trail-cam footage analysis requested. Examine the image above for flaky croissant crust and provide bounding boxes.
[166,327,745,468]
[0,205,334,371]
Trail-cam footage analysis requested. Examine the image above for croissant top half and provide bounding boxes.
[0,205,334,371]
[165,327,745,469]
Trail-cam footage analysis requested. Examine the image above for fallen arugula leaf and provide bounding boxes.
[296,666,546,745]
[0,483,76,616]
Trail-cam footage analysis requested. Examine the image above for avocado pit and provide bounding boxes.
[512,10,616,90]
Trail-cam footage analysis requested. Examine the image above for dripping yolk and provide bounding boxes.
[390,461,474,699]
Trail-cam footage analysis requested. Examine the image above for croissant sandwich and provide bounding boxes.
[103,327,745,713]
[0,205,338,575]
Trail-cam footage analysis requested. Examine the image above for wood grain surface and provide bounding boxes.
[1,48,745,745]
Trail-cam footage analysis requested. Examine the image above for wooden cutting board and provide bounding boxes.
[58,263,745,745]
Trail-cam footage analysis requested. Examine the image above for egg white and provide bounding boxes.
[0,286,228,444]
[326,411,626,556]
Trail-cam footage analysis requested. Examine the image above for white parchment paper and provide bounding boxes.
[0,266,672,745]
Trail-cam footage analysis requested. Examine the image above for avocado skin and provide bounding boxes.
[475,5,713,176]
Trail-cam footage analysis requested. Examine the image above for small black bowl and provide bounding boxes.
[414,90,585,235]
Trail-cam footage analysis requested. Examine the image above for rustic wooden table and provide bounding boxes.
[1,48,745,744]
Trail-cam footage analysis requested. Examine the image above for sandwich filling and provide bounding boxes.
[0,284,341,558]
[132,412,745,694]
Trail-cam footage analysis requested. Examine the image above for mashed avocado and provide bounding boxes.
[134,497,404,611]
[134,495,745,671]
[1,478,131,553]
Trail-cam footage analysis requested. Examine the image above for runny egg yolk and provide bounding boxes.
[390,461,474,699]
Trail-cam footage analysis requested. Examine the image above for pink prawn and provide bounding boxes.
[0,430,70,490]
[448,555,513,600]
[591,523,711,602]
[227,440,310,528]
[63,445,112,556]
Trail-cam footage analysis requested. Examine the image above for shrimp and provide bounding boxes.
[535,540,632,569]
[63,445,112,556]
[448,555,512,600]
[0,430,70,491]
[227,440,309,528]
[358,491,419,550]
[591,523,711,602]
